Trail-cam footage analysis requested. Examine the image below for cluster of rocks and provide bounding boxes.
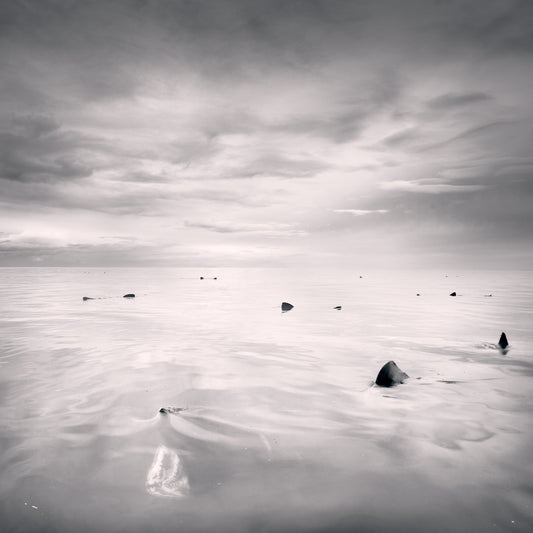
[376,331,510,388]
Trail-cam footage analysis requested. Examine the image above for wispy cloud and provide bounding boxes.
[333,209,388,216]
[380,180,485,194]
[184,220,307,237]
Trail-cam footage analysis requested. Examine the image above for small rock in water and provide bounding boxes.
[450,292,456,297]
[498,332,509,350]
[200,276,204,280]
[333,305,342,310]
[281,302,294,312]
[123,293,135,298]
[82,296,94,301]
[159,407,186,415]
[375,361,409,387]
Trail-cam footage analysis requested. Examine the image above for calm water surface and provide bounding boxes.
[0,267,532,532]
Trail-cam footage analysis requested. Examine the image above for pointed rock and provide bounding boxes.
[450,292,456,296]
[498,332,509,350]
[281,302,293,312]
[375,361,409,387]
[123,293,135,298]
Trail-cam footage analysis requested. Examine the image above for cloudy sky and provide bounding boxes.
[1,0,532,268]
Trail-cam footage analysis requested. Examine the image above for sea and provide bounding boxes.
[0,267,532,533]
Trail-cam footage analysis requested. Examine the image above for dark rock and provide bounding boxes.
[450,292,456,296]
[123,293,135,298]
[213,277,217,280]
[333,305,342,310]
[200,276,204,279]
[498,332,509,350]
[82,296,94,301]
[375,361,409,387]
[416,293,420,296]
[159,407,186,415]
[281,302,294,312]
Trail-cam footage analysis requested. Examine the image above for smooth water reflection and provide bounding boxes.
[0,268,532,532]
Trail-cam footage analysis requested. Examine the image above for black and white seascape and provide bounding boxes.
[1,2,533,532]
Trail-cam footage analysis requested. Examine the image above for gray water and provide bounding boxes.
[0,267,532,532]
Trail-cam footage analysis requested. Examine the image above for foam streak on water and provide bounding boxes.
[146,445,189,498]
[0,267,532,532]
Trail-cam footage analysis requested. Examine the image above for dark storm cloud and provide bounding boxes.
[3,1,533,94]
[427,92,493,110]
[0,114,102,183]
[0,169,261,218]
[11,114,60,137]
[0,0,364,107]
[436,0,533,56]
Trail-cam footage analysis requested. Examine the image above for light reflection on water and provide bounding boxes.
[0,267,532,532]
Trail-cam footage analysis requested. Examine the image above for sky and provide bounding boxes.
[1,0,532,269]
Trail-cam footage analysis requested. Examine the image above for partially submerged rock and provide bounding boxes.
[159,407,186,415]
[281,302,294,312]
[333,305,342,310]
[498,332,509,350]
[375,361,409,387]
[123,293,135,298]
[82,296,94,301]
[450,292,456,296]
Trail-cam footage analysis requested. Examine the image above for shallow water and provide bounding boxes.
[0,267,532,532]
